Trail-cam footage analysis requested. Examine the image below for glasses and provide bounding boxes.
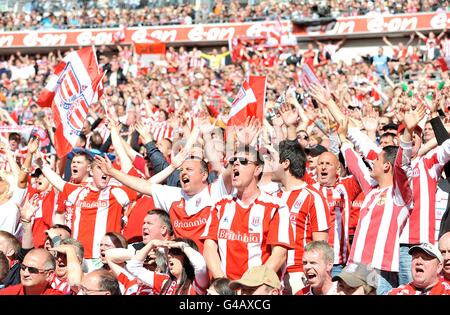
[79,285,109,295]
[298,134,309,140]
[228,157,257,166]
[20,264,52,274]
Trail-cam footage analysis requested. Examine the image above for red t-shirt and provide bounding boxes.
[0,284,64,295]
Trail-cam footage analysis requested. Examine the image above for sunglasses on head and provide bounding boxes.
[228,156,257,166]
[20,263,52,274]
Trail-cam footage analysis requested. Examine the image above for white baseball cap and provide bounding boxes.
[409,243,443,263]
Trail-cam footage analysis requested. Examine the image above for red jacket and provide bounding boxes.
[0,284,64,295]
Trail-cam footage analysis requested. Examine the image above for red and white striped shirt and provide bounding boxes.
[50,274,71,295]
[25,187,58,248]
[275,184,329,272]
[312,176,361,265]
[388,280,450,295]
[151,177,228,253]
[59,183,137,258]
[400,139,450,245]
[202,191,294,280]
[342,141,413,272]
[441,38,450,58]
[117,270,154,295]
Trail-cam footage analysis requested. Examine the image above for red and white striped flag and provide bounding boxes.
[227,76,267,127]
[299,63,320,91]
[36,47,104,157]
[133,41,166,68]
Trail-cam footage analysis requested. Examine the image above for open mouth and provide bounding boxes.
[181,175,190,184]
[233,169,240,178]
[101,175,107,180]
[415,267,424,274]
[320,171,328,178]
[306,273,317,282]
[72,169,79,175]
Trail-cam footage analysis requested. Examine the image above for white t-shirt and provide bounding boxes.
[0,188,26,236]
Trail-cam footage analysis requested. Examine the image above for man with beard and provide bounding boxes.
[36,151,137,272]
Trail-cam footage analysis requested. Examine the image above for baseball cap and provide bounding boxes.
[229,265,281,290]
[382,122,399,133]
[305,144,328,157]
[332,263,378,293]
[409,242,443,263]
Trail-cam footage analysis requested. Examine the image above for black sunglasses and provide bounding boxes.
[20,263,52,274]
[228,156,257,166]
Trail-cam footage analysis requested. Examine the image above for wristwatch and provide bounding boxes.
[21,166,30,174]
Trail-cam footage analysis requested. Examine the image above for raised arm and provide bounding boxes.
[35,151,66,192]
[338,117,375,194]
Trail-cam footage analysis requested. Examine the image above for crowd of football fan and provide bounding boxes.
[1,3,450,296]
[0,0,448,31]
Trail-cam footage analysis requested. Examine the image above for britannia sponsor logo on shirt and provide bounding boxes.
[173,218,207,229]
[75,199,109,209]
[218,229,261,243]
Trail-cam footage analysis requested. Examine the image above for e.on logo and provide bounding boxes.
[188,25,235,41]
[367,16,418,33]
[23,32,67,47]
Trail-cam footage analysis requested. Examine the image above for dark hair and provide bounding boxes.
[0,251,9,282]
[60,238,84,262]
[160,238,199,295]
[51,224,72,235]
[279,140,307,179]
[0,231,20,260]
[89,131,103,150]
[104,232,128,249]
[160,109,169,120]
[95,269,121,295]
[234,144,264,180]
[380,132,396,140]
[210,277,236,295]
[147,209,174,237]
[8,132,20,141]
[78,133,87,146]
[382,145,399,166]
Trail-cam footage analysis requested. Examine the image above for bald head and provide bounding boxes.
[316,152,340,187]
[25,248,56,271]
[80,269,119,295]
[439,232,450,280]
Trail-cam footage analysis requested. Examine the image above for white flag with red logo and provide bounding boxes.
[227,76,267,127]
[36,47,104,157]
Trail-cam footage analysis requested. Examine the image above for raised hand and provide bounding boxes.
[235,116,261,146]
[135,121,153,144]
[338,116,349,139]
[94,155,113,176]
[309,82,331,106]
[18,198,39,223]
[362,111,379,133]
[27,137,40,154]
[404,102,426,132]
[170,148,189,169]
[279,103,299,127]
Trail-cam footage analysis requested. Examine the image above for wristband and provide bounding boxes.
[20,166,30,174]
[20,218,31,223]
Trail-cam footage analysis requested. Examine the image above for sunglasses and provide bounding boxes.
[298,134,309,140]
[20,263,52,274]
[228,156,257,166]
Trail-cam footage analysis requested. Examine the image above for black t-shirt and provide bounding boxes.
[1,248,31,288]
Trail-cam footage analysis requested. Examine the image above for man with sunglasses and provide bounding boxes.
[202,145,293,281]
[0,248,62,295]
